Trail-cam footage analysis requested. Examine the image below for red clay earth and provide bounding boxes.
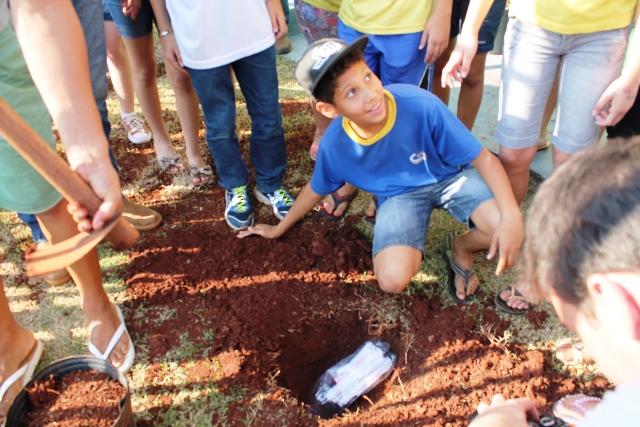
[22,370,126,427]
[110,100,610,426]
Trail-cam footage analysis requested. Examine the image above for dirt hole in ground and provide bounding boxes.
[274,308,385,403]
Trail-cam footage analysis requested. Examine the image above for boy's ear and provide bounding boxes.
[587,273,640,341]
[316,101,339,119]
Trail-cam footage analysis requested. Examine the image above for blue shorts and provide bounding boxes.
[450,0,507,54]
[338,19,428,85]
[102,0,112,21]
[104,0,155,39]
[372,168,494,257]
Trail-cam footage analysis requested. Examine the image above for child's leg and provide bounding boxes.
[372,188,434,293]
[232,46,287,193]
[187,65,249,190]
[374,246,423,293]
[0,277,37,421]
[36,200,131,369]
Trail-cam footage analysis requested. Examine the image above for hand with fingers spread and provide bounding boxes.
[593,78,639,127]
[470,394,539,427]
[266,0,287,40]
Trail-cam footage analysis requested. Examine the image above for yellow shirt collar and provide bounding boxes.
[342,89,396,146]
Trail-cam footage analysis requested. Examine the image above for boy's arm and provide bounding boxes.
[470,148,523,275]
[237,182,324,239]
[441,0,495,88]
[420,0,453,64]
[593,1,640,126]
[11,0,121,230]
[148,0,187,73]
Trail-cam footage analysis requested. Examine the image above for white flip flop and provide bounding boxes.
[88,305,135,374]
[0,340,43,425]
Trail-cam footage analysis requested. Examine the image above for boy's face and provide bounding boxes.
[317,59,387,135]
[549,272,640,385]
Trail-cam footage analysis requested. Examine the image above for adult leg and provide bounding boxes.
[36,200,130,369]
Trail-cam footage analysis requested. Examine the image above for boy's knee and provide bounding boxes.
[375,263,414,294]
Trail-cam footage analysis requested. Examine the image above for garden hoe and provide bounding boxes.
[0,97,139,278]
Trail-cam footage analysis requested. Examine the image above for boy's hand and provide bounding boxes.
[237,224,281,239]
[420,17,450,64]
[266,0,287,40]
[487,211,523,276]
[441,33,478,88]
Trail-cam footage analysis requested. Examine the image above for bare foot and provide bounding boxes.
[450,233,480,300]
[86,302,131,370]
[499,283,533,311]
[0,328,37,421]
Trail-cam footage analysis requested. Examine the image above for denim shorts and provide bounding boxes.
[450,0,507,54]
[498,18,629,154]
[102,0,112,21]
[372,168,494,257]
[105,0,154,39]
[294,0,339,44]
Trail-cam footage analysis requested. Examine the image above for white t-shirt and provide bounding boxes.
[579,381,640,427]
[166,0,276,69]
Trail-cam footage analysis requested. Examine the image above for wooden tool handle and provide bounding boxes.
[0,97,139,250]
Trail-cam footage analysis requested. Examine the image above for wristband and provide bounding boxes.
[159,28,173,37]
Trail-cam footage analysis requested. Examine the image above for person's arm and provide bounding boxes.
[237,182,323,239]
[593,3,640,126]
[470,395,538,427]
[470,148,524,275]
[420,0,453,64]
[265,0,287,40]
[440,0,495,87]
[148,0,188,74]
[11,0,121,230]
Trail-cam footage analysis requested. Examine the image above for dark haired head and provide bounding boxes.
[522,137,640,315]
[312,49,365,105]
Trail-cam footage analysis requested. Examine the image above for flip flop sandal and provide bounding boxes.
[318,189,359,222]
[89,304,135,374]
[494,284,533,315]
[364,195,379,224]
[158,156,185,174]
[190,165,213,186]
[0,339,43,423]
[442,231,478,303]
[552,394,601,425]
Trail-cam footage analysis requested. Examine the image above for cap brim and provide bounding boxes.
[308,35,369,97]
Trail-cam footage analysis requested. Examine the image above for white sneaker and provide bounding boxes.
[121,115,152,144]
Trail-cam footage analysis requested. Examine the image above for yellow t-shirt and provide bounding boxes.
[510,0,637,35]
[339,0,433,35]
[303,0,342,14]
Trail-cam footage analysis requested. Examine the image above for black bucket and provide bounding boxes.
[5,356,134,427]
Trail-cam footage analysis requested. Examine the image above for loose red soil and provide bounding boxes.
[22,370,126,427]
[110,100,609,426]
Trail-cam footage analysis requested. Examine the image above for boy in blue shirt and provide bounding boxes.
[239,37,523,300]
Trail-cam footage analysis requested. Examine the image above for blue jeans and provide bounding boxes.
[187,46,287,193]
[19,0,119,238]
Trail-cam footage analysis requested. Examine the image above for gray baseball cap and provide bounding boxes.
[294,36,369,97]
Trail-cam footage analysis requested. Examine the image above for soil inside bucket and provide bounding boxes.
[21,370,126,427]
